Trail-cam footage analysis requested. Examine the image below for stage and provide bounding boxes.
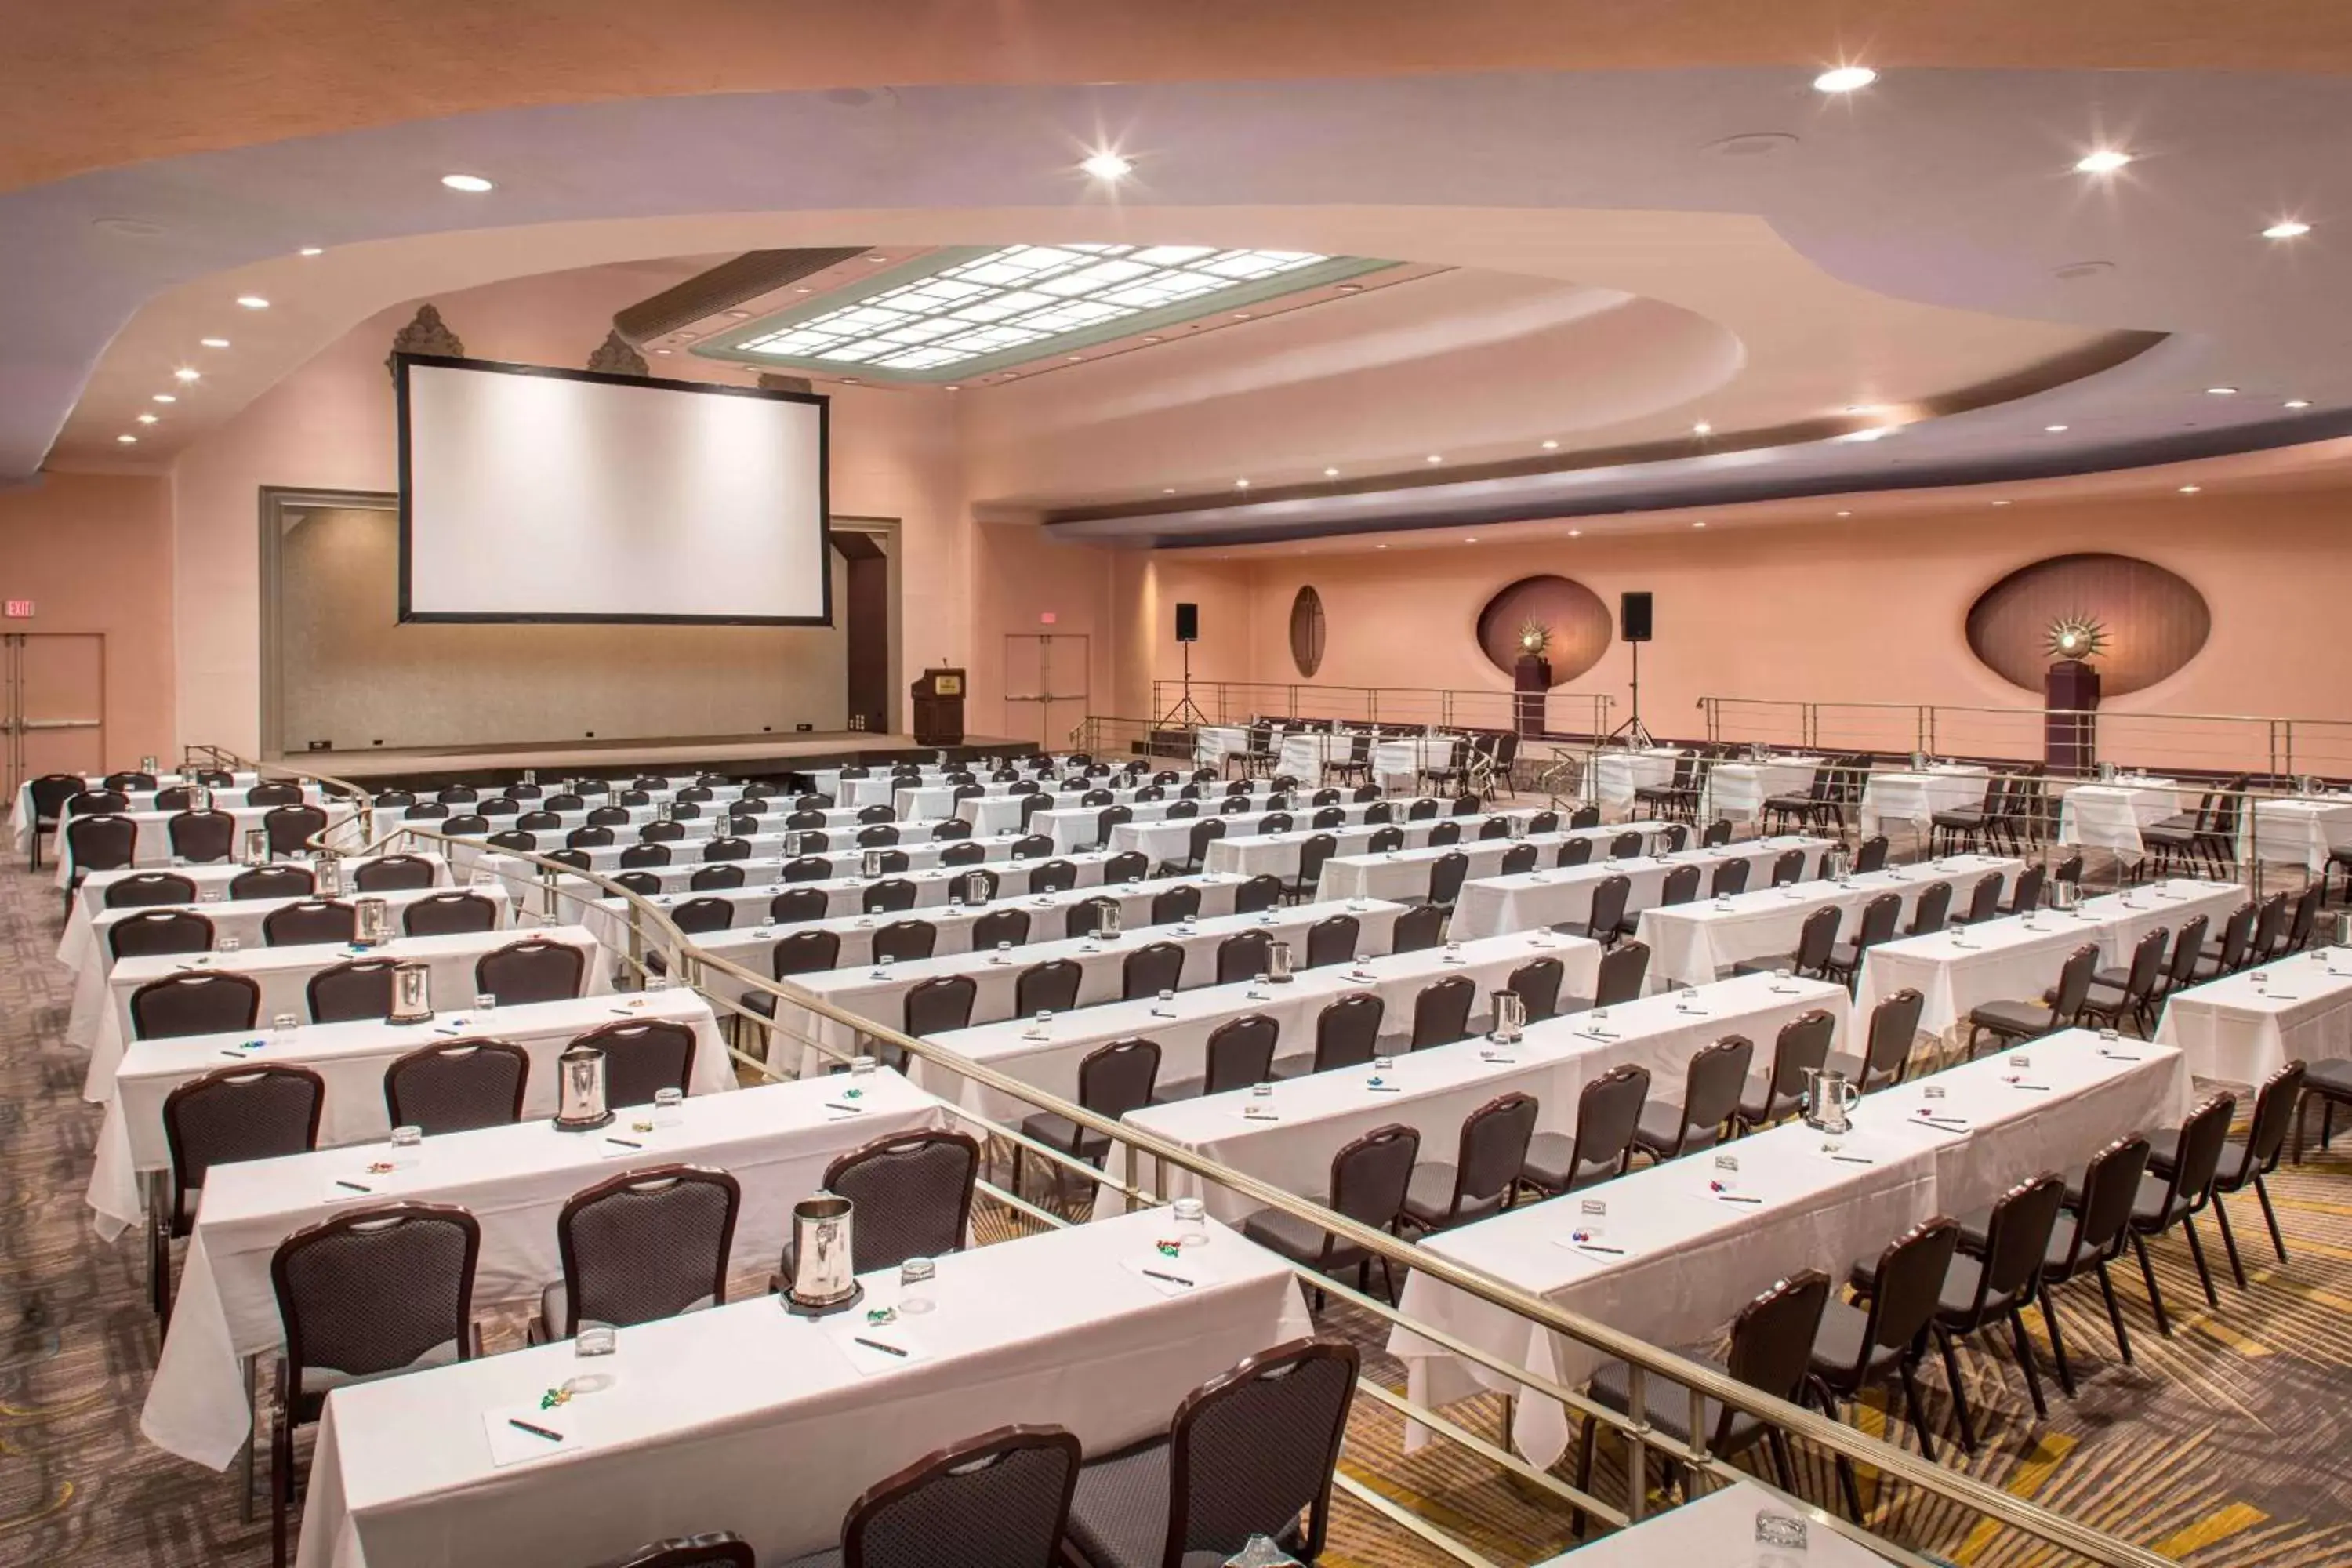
[267,731,1040,784]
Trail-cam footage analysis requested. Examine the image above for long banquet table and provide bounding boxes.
[1313,822,1670,903]
[62,853,455,970]
[1449,837,1833,942]
[2154,942,2352,1085]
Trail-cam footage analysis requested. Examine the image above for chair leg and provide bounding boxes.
[2211,1193,2251,1290]
[1766,1427,1798,1494]
[2007,1307,2048,1419]
[1811,1378,1866,1522]
[1896,1354,1940,1462]
[2131,1233,2172,1337]
[2253,1173,2288,1262]
[2038,1282,2075,1397]
[1931,1325,1977,1454]
[2094,1259,2135,1363]
[2180,1215,2222,1309]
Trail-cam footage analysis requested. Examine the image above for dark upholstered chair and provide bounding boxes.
[528,1164,741,1343]
[383,1039,528,1133]
[474,937,586,1005]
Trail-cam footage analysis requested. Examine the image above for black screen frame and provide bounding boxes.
[394,351,833,626]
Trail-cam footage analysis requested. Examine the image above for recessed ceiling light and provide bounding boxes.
[796,285,814,293]
[2285,398,2311,409]
[1692,520,1708,528]
[725,310,753,320]
[2178,485,2202,494]
[1813,65,1878,93]
[235,296,269,310]
[652,348,672,355]
[2074,149,2132,175]
[1232,312,1254,321]
[1541,439,1559,451]
[1336,284,1364,294]
[298,246,323,256]
[1065,354,1082,362]
[1141,335,1163,343]
[1235,479,1250,489]
[1692,421,1712,436]
[1835,510,1853,517]
[2045,423,2070,433]
[841,376,861,385]
[1080,150,1132,181]
[1991,499,2011,507]
[944,385,961,393]
[1837,426,1893,441]
[200,337,230,348]
[1568,528,1582,538]
[151,393,176,403]
[1464,537,1479,543]
[439,173,495,193]
[1425,454,1443,464]
[1374,543,1388,549]
[173,367,200,382]
[116,434,137,444]
[1323,467,1340,477]
[1163,488,1176,495]
[2263,220,2311,240]
[2205,386,2238,396]
[136,413,157,424]
[866,256,889,264]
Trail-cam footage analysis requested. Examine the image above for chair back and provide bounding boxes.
[855,824,901,849]
[68,787,132,817]
[575,1019,698,1108]
[1608,831,1644,859]
[1150,884,1202,925]
[1719,1269,1833,1444]
[441,814,490,836]
[272,1203,479,1393]
[384,1040,529,1133]
[1410,974,1476,1048]
[1853,892,1900,952]
[108,908,213,960]
[1028,859,1077,895]
[2050,942,2102,1018]
[1787,905,1840,974]
[474,938,586,1004]
[1120,941,1185,1000]
[132,971,262,1039]
[823,1129,982,1276]
[904,974,978,1034]
[1164,1338,1360,1566]
[264,804,330,857]
[1680,1035,1755,1145]
[2151,1092,2238,1219]
[2068,1134,2154,1258]
[1426,819,1461,848]
[2213,901,2258,971]
[1217,929,1276,984]
[1853,836,1889,873]
[2238,1060,2308,1180]
[1907,880,1953,935]
[1709,857,1751,898]
[1556,837,1594,869]
[1568,1065,1650,1183]
[1595,940,1650,1007]
[1659,863,1701,907]
[554,1164,741,1337]
[403,891,499,938]
[105,870,198,909]
[1863,988,1925,1086]
[2287,880,2325,952]
[1766,1009,1835,1100]
[1204,1014,1279,1092]
[1305,914,1359,969]
[1313,993,1385,1071]
[1103,850,1151,884]
[1507,956,1563,1022]
[1846,1218,1961,1363]
[66,814,138,874]
[307,958,397,1023]
[164,1064,324,1225]
[1077,1036,1162,1118]
[1569,804,1601,830]
[1014,958,1083,1016]
[863,877,918,915]
[1964,873,2005,924]
[2164,913,2209,991]
[619,844,671,869]
[263,898,357,946]
[1390,903,1446,953]
[1425,850,1472,906]
[166,809,238,863]
[2251,891,2289,959]
[872,919,938,964]
[1330,1124,1419,1228]
[760,887,826,926]
[770,929,842,980]
[1972,1173,2067,1307]
[1233,873,1284,916]
[1584,873,1632,941]
[837,1425,1083,1568]
[2120,924,2169,1000]
[962,906,1023,950]
[354,855,437,892]
[1449,1092,1540,1219]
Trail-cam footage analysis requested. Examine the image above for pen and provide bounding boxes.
[507,1417,564,1442]
[1141,1267,1195,1287]
[605,1136,643,1149]
[1575,1242,1626,1255]
[826,1102,865,1114]
[1830,1154,1875,1165]
[335,1180,372,1193]
[1716,1192,1763,1205]
[853,1336,909,1358]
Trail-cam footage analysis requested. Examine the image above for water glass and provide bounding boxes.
[851,1054,877,1076]
[272,1012,300,1038]
[390,1124,423,1149]
[474,992,498,1014]
[898,1256,937,1315]
[1173,1196,1209,1247]
[219,935,241,953]
[652,1087,684,1127]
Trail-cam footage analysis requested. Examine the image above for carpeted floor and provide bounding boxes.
[8,853,2352,1567]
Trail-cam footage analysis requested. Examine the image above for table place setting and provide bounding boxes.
[2156,940,2352,1083]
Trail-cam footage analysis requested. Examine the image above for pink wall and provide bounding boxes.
[0,470,176,766]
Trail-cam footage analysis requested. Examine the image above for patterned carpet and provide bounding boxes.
[8,854,2352,1567]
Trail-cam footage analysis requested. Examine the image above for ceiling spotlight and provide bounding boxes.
[725,310,753,320]
[944,385,962,393]
[1235,479,1250,489]
[200,337,230,348]
[1336,284,1364,294]
[235,296,269,309]
[1835,510,1853,517]
[1465,537,1479,544]
[1141,335,1163,343]
[2074,149,2132,175]
[173,367,200,382]
[1163,488,1177,495]
[1425,454,1443,464]
[1991,499,2012,506]
[151,393,176,403]
[136,413,157,424]
[1692,421,1713,436]
[1080,150,1133,181]
[2205,386,2239,395]
[116,434,137,444]
[2045,423,2070,433]
[1541,439,1559,450]
[440,173,495,193]
[2263,220,2311,240]
[2179,484,2202,494]
[298,246,323,256]
[1323,467,1340,477]
[1837,426,1893,441]
[2285,398,2312,408]
[1692,520,1708,528]
[1568,528,1583,538]
[1813,65,1878,93]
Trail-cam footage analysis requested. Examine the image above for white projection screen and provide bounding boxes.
[397,354,830,624]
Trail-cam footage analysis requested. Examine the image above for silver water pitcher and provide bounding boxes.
[521,768,537,787]
[2332,910,2352,949]
[656,800,674,822]
[861,848,884,878]
[387,960,434,1025]
[2051,879,2081,913]
[315,855,345,898]
[1095,900,1123,939]
[1267,938,1296,983]
[1489,989,1526,1044]
[1505,815,1526,841]
[1824,845,1852,883]
[2096,760,2118,783]
[786,830,808,860]
[353,895,394,946]
[787,1194,859,1312]
[242,827,270,866]
[1802,1067,1860,1134]
[1910,750,1928,772]
[188,784,213,813]
[962,869,993,907]
[554,1041,613,1131]
[140,753,158,775]
[2299,774,2318,797]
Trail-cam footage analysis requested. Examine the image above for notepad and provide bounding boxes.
[483,1406,579,1467]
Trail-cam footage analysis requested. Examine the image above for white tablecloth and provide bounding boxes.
[1203,809,1545,883]
[922,930,1570,1125]
[87,924,608,1104]
[1193,726,1251,764]
[1701,757,1824,824]
[1857,767,1990,840]
[13,771,257,853]
[1390,1028,2190,1467]
[772,898,1406,1072]
[2251,797,2352,871]
[87,989,732,1240]
[2155,945,2352,1086]
[291,1209,1311,1568]
[1853,879,2245,1036]
[145,1067,954,1472]
[1534,1482,1900,1566]
[55,802,365,886]
[1374,736,1458,784]
[1592,749,1682,814]
[1634,856,2018,990]
[1450,838,1832,942]
[62,853,456,973]
[1316,823,1669,904]
[2057,781,2187,856]
[1117,970,1847,1222]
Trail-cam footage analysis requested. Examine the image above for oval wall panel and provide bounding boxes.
[1289,585,1327,677]
[1965,554,2210,697]
[1475,575,1612,686]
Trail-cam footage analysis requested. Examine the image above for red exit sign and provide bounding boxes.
[1038,612,1057,625]
[3,601,31,619]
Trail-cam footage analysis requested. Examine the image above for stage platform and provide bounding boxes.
[267,731,1044,784]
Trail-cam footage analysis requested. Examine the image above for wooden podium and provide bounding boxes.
[910,668,967,746]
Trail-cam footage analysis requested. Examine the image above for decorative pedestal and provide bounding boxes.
[1513,655,1551,738]
[2045,659,2100,775]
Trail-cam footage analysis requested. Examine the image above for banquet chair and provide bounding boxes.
[1405,797,1439,821]
[1014,958,1083,1016]
[383,1040,529,1133]
[1634,753,1699,821]
[155,1063,324,1319]
[105,870,198,909]
[663,896,733,936]
[1359,824,1405,858]
[439,813,490,837]
[1853,836,1889,874]
[1011,832,1057,862]
[1399,1092,1538,1231]
[1066,897,1121,940]
[511,808,560,831]
[772,1425,1081,1568]
[1632,1035,1754,1163]
[2282,878,2324,955]
[619,843,671,869]
[475,937,586,1005]
[862,877,917,916]
[1730,905,1840,981]
[575,1019,699,1108]
[2121,1091,2238,1334]
[1103,850,1150,883]
[1555,837,1594,869]
[1769,847,1806,887]
[167,808,238,864]
[1028,858,1077,894]
[486,830,537,853]
[938,840,985,869]
[1609,829,1646,858]
[1570,873,1633,946]
[246,782,304,808]
[856,824,901,849]
[2075,924,2169,1034]
[1964,1133,2150,1400]
[1907,1173,2067,1450]
[1965,942,2098,1057]
[2165,1064,2301,1290]
[567,826,616,850]
[1698,817,1735,849]
[1149,884,1203,925]
[1826,987,1926,1092]
[1163,798,1199,821]
[1419,850,1472,913]
[1520,1064,1650,1196]
[108,908,212,960]
[872,919,938,964]
[1243,1126,1418,1305]
[1361,798,1392,823]
[2005,862,2047,917]
[435,786,481,805]
[307,958,400,1023]
[1904,880,1953,936]
[1281,993,1383,1078]
[738,930,848,1033]
[1506,956,1564,1022]
[1808,1217,1962,1488]
[1014,1038,1160,1210]
[64,814,136,906]
[1567,804,1602,831]
[1309,805,1346,833]
[1617,862,1701,940]
[1304,914,1359,968]
[1708,856,1750,897]
[689,862,748,891]
[402,891,499,938]
[1658,822,1692,854]
[1216,930,1275,984]
[785,809,828,831]
[267,1201,482,1566]
[66,786,132,820]
[1233,873,1285,916]
[528,1165,741,1345]
[702,834,754,862]
[354,854,437,892]
[1158,1014,1279,1102]
[1930,772,2007,856]
[902,974,976,1039]
[1120,941,1184,1000]
[1735,1009,1836,1131]
[476,797,518,817]
[1407,974,1477,1049]
[930,816,974,841]
[1425,819,1462,848]
[1572,1269,1829,1537]
[1820,892,1900,989]
[1476,815,1512,841]
[1559,940,1650,1016]
[2192,900,2258,980]
[24,772,87,869]
[2245,890,2289,965]
[263,898,357,946]
[1061,1338,1359,1568]
[953,866,1002,903]
[264,804,329,858]
[971,907,1031,950]
[1287,832,1341,901]
[1959,871,2006,925]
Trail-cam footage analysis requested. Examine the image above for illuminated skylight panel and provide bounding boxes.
[735,242,1345,372]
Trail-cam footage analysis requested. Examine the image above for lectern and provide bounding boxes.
[911,668,966,746]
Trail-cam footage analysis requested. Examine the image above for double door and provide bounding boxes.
[1,633,106,795]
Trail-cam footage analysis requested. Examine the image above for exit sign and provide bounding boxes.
[1039,612,1057,625]
[3,601,31,619]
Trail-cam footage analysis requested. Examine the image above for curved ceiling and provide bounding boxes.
[12,60,2352,540]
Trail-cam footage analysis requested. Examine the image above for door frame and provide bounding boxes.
[2,631,108,796]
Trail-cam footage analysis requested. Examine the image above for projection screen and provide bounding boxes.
[396,354,830,624]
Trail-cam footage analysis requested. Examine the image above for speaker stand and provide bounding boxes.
[1158,640,1209,728]
[1605,641,1657,747]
